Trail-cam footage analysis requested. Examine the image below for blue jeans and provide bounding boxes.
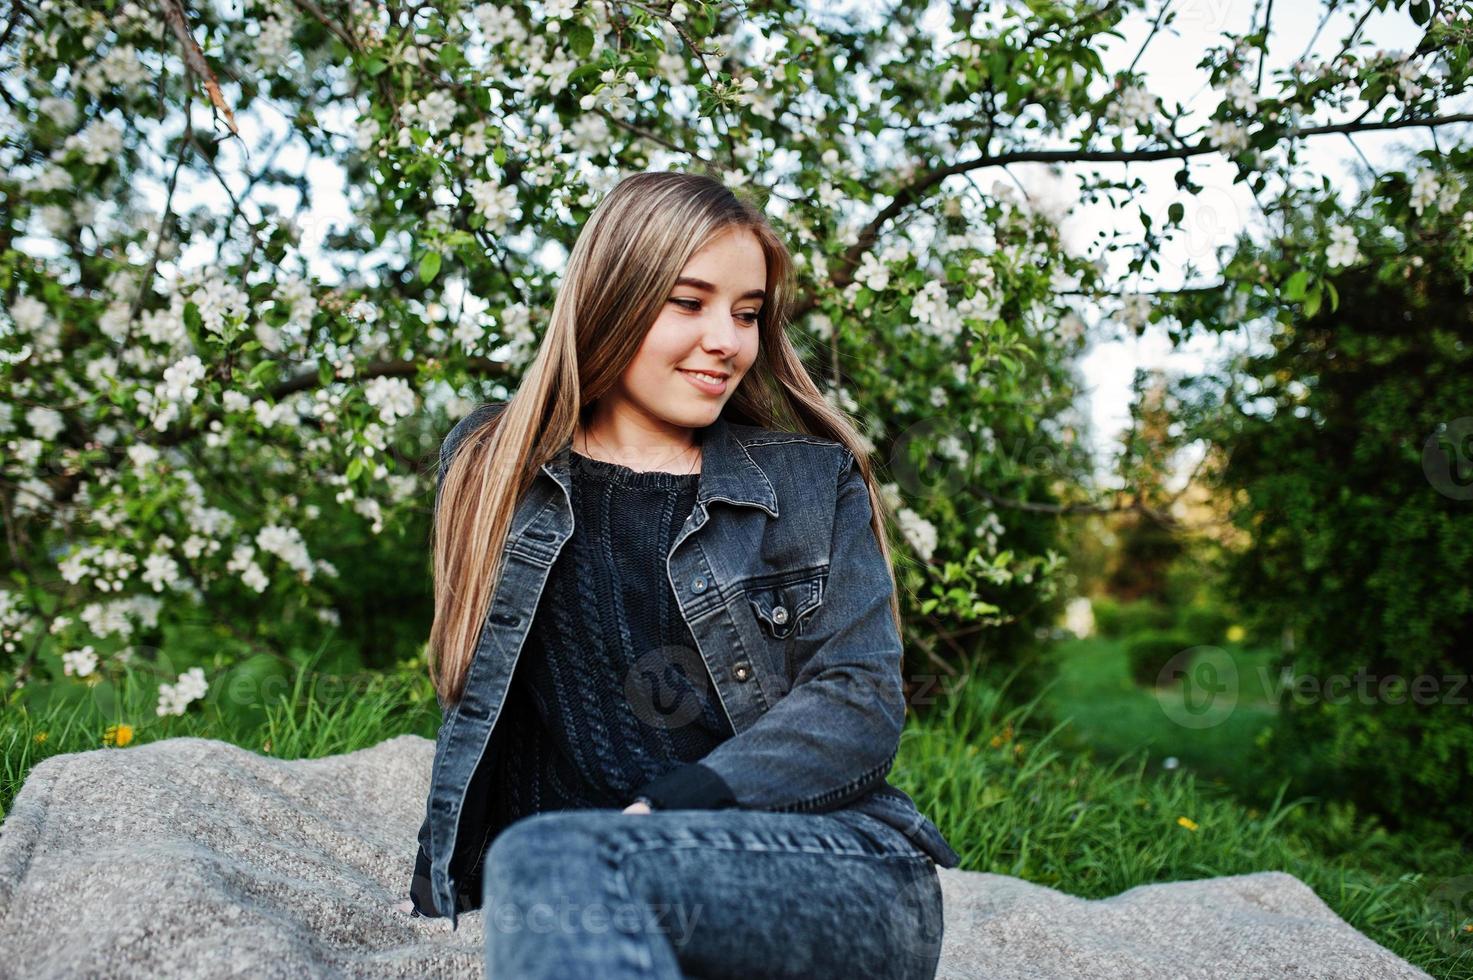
[481,806,945,979]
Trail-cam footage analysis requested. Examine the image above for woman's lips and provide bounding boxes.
[679,369,728,395]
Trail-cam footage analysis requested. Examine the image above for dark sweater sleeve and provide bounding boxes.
[632,761,738,810]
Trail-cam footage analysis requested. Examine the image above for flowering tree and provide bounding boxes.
[2,0,1470,712]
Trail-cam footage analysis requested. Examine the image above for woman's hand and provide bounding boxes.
[622,799,653,815]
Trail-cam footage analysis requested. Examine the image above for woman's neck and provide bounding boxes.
[573,410,702,474]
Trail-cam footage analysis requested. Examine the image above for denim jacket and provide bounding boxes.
[411,402,961,930]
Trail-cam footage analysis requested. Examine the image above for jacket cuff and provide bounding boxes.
[409,844,440,917]
[634,762,737,810]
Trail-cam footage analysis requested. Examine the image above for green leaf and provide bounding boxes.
[361,56,388,76]
[567,23,594,58]
[1167,201,1184,225]
[1303,285,1322,319]
[1283,269,1310,302]
[247,360,277,386]
[418,251,442,283]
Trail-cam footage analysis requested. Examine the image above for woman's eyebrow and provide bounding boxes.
[673,276,766,301]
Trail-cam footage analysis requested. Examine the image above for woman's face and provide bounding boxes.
[608,226,765,436]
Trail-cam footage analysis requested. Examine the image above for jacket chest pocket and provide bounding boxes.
[743,567,827,642]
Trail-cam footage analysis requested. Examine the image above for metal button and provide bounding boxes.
[771,604,788,625]
[690,575,708,594]
[732,662,751,682]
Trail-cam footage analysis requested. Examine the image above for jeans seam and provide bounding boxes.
[604,832,935,866]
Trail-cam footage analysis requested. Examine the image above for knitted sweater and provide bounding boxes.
[489,447,739,824]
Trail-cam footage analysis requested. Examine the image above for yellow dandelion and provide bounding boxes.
[1177,815,1199,831]
[989,734,1003,748]
[103,723,134,748]
[34,731,48,745]
[1225,625,1246,644]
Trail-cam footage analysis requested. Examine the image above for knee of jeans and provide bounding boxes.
[483,810,615,891]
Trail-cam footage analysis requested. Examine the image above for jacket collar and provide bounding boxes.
[541,412,779,518]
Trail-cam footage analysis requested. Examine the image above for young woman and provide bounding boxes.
[408,170,960,979]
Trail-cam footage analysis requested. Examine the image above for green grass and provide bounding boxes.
[892,667,1473,980]
[1,646,441,822]
[1036,636,1282,792]
[3,649,1470,978]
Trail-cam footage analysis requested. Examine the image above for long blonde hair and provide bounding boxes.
[429,169,899,709]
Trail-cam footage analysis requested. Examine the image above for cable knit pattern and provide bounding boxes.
[489,444,737,821]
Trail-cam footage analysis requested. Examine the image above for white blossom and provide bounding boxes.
[1325,224,1361,268]
[157,666,208,716]
[257,524,315,580]
[1106,84,1158,131]
[141,552,184,592]
[1410,170,1460,217]
[192,276,251,335]
[403,90,457,134]
[161,355,207,403]
[1220,74,1259,114]
[63,118,124,165]
[466,177,518,229]
[896,508,938,562]
[854,252,891,292]
[910,281,963,343]
[1206,119,1250,153]
[25,405,65,441]
[353,115,380,151]
[363,375,417,425]
[63,645,98,677]
[975,511,1005,553]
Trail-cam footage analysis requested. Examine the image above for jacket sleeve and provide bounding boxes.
[631,447,906,814]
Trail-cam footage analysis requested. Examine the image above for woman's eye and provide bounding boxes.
[669,298,759,324]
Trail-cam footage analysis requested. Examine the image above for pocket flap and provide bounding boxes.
[745,570,826,639]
